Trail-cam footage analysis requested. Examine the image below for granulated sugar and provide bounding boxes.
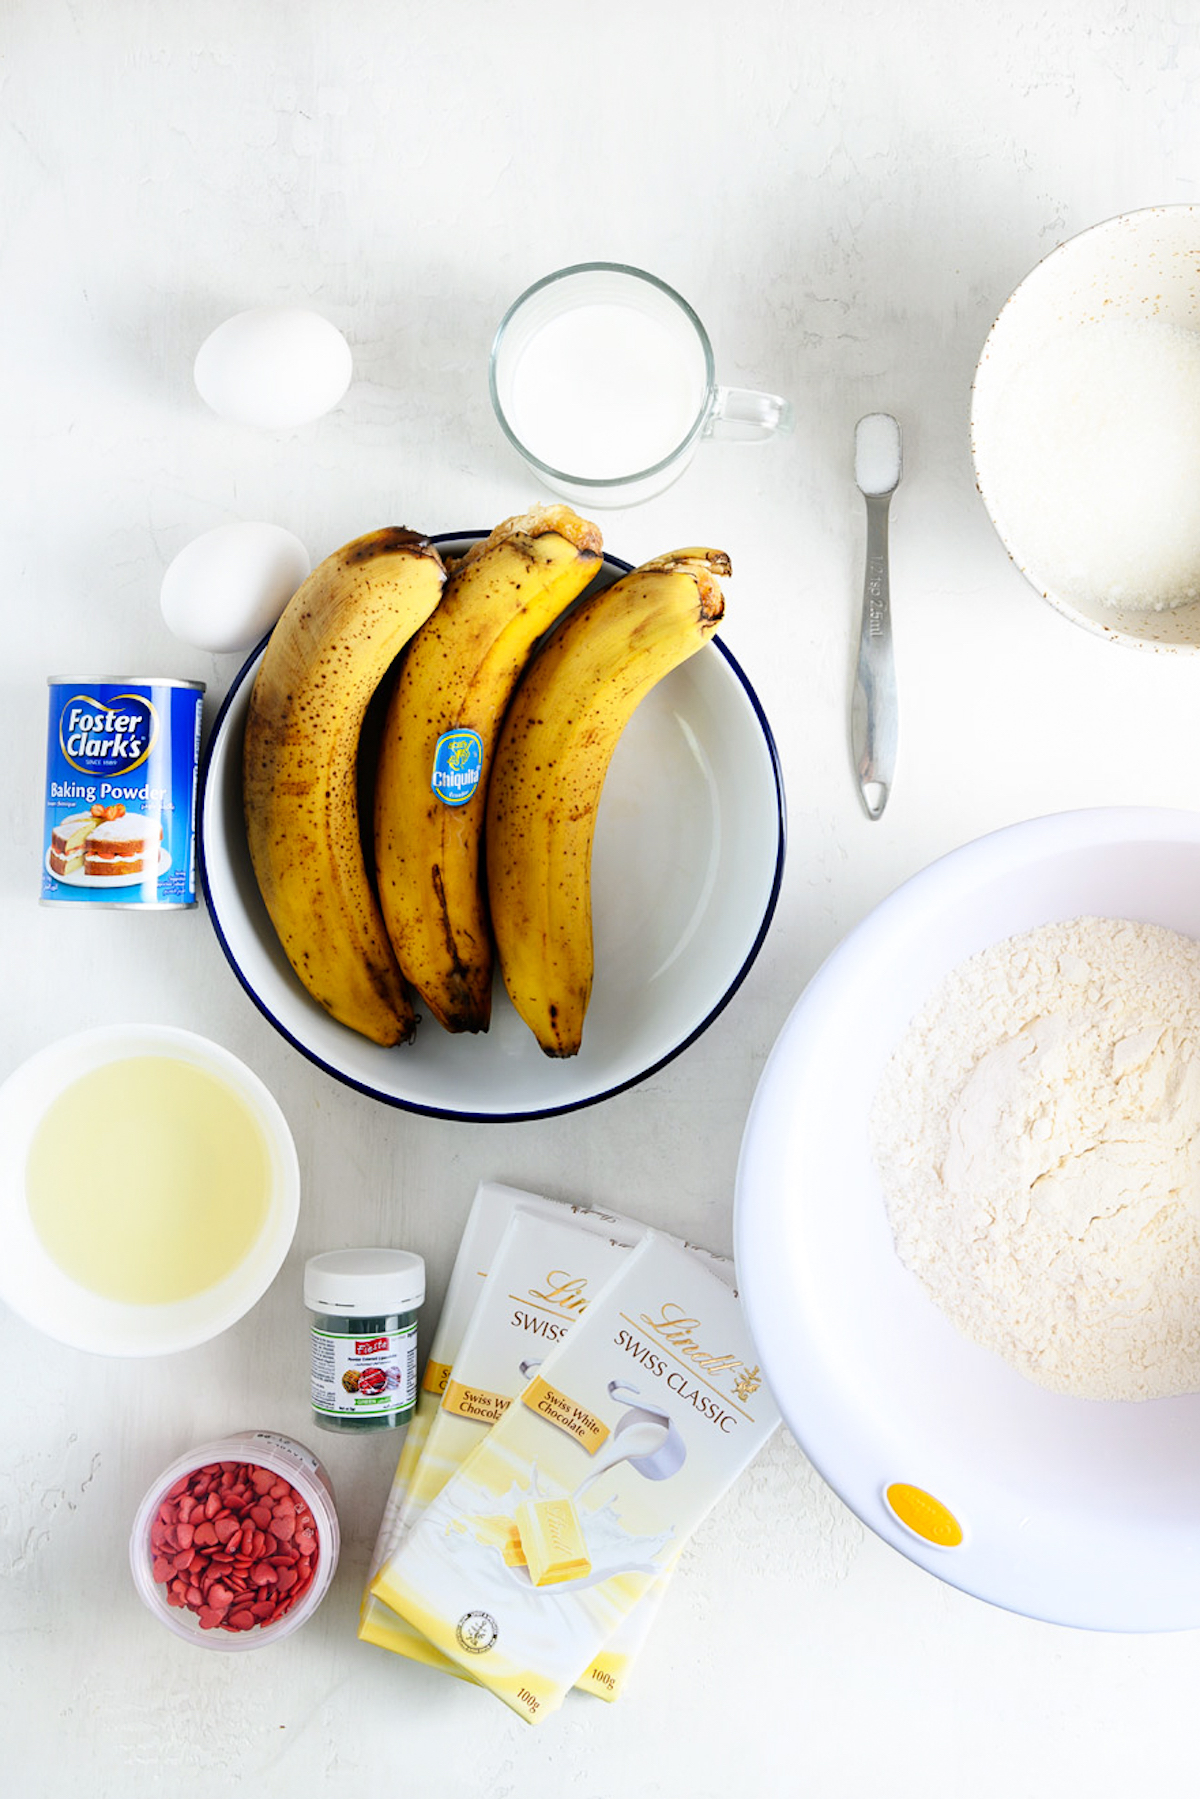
[871,917,1200,1401]
[988,317,1200,612]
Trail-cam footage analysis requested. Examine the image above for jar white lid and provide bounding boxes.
[304,1248,425,1316]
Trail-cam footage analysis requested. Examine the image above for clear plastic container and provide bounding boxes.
[129,1430,339,1650]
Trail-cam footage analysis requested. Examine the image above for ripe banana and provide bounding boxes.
[243,527,446,1046]
[485,547,729,1057]
[373,504,603,1033]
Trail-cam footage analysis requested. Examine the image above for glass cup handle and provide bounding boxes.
[704,385,794,443]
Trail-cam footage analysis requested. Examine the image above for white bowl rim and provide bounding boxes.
[199,533,787,1122]
[969,202,1200,655]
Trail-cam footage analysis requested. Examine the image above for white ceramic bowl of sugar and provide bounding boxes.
[736,806,1200,1630]
[971,205,1200,650]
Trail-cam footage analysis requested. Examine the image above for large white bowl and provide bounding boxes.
[971,205,1200,651]
[736,807,1200,1631]
[0,1024,299,1355]
[200,537,785,1121]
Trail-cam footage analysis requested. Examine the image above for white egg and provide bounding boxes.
[161,523,311,654]
[193,307,353,430]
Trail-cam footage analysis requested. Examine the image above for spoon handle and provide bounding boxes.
[851,492,897,819]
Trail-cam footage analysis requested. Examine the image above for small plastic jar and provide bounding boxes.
[129,1429,339,1650]
[304,1248,425,1434]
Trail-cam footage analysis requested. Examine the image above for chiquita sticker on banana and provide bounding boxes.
[431,729,484,807]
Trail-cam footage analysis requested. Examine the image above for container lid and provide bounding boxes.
[46,675,206,691]
[304,1248,425,1315]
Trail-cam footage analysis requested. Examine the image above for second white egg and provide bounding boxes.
[161,522,310,654]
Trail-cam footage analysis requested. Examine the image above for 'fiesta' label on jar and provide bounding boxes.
[42,678,204,910]
[310,1323,419,1417]
[430,728,484,807]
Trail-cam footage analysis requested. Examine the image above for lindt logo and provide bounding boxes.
[356,1336,389,1355]
[639,1303,749,1383]
[527,1271,590,1314]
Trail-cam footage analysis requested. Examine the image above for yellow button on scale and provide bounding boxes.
[885,1483,964,1548]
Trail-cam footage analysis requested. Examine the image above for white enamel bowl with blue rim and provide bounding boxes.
[736,807,1200,1631]
[200,535,785,1122]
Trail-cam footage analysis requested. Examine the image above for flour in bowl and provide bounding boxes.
[871,917,1200,1401]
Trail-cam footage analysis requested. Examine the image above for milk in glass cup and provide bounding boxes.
[489,262,792,506]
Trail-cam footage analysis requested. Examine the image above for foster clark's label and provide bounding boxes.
[42,678,205,909]
[431,728,484,808]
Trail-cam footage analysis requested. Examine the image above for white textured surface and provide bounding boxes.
[5,2,1200,1792]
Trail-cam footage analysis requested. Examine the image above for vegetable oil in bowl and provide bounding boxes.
[26,1055,272,1304]
[0,1024,300,1354]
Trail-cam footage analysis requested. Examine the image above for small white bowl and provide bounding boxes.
[736,807,1200,1631]
[200,536,785,1121]
[971,204,1200,651]
[130,1431,339,1650]
[0,1024,299,1355]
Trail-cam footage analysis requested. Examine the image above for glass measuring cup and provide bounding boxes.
[489,262,792,507]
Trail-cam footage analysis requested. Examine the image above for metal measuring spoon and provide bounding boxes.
[851,413,902,819]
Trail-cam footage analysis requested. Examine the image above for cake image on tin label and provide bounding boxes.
[48,811,100,878]
[82,810,162,878]
[46,803,163,881]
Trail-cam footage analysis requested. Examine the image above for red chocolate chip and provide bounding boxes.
[147,1460,320,1637]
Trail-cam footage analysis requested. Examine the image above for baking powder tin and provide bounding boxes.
[42,677,205,910]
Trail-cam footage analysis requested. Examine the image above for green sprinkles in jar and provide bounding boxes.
[304,1249,425,1433]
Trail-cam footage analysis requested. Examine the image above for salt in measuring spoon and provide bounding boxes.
[851,413,902,819]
